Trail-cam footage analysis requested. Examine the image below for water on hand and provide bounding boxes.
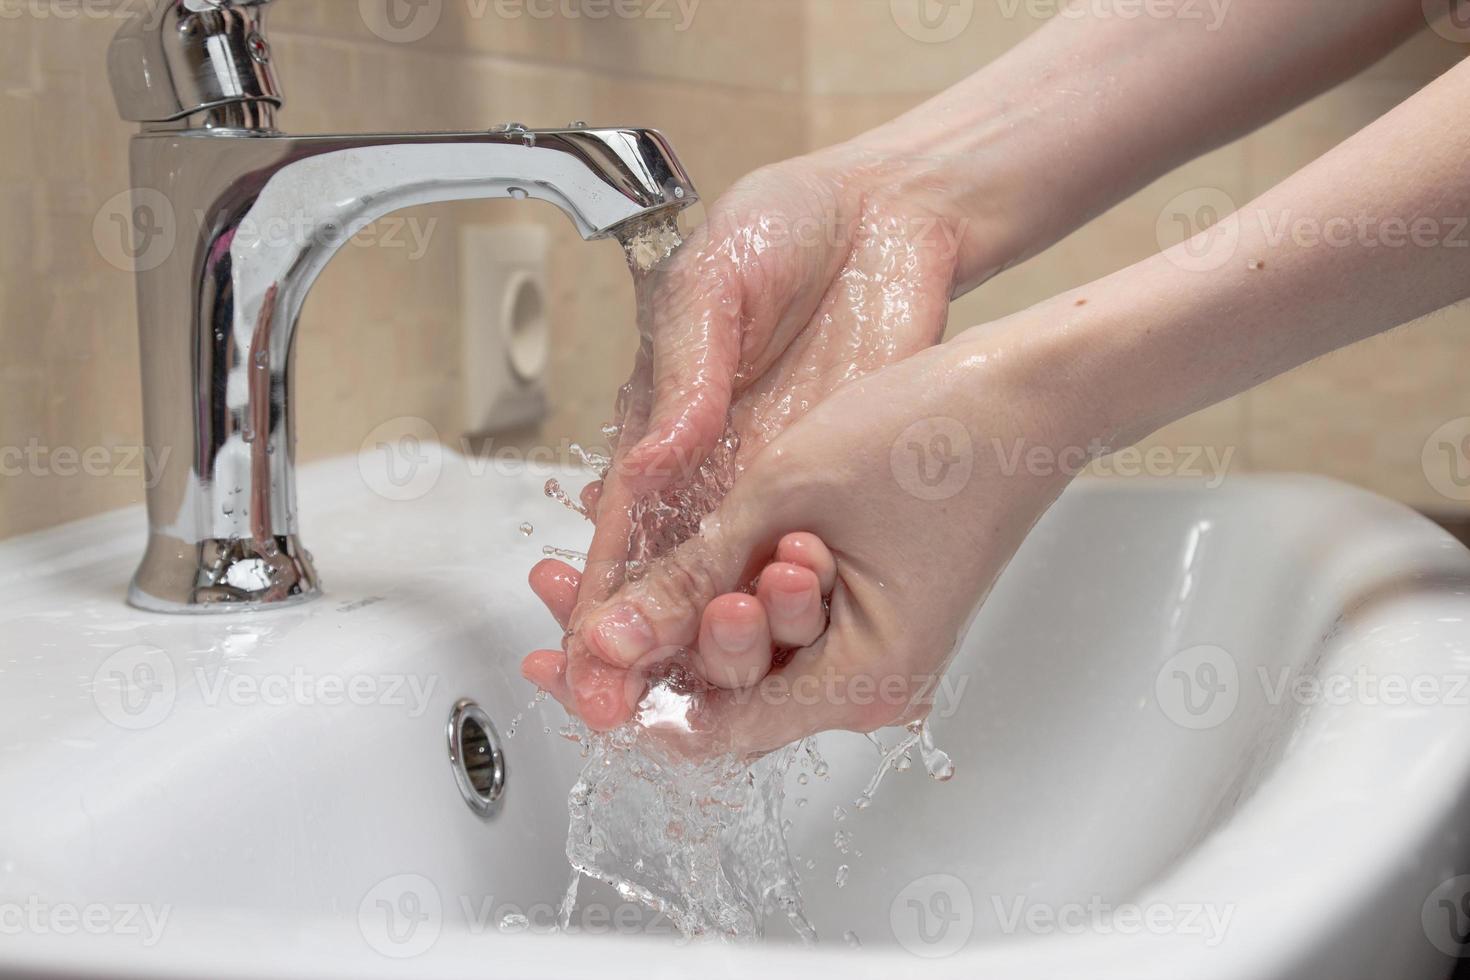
[537,213,951,943]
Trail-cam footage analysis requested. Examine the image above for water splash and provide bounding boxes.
[541,211,953,945]
[852,720,954,811]
[544,478,589,520]
[541,545,588,565]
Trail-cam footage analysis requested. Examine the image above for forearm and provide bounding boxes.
[846,0,1427,291]
[978,54,1470,453]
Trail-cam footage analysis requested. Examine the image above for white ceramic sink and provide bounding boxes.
[2,451,1470,979]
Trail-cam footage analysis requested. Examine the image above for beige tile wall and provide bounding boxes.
[2,1,1468,539]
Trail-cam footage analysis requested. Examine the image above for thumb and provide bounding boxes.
[574,492,771,670]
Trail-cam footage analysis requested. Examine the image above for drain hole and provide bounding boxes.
[448,700,505,815]
[460,717,498,796]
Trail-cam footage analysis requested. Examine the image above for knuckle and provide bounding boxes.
[649,553,721,630]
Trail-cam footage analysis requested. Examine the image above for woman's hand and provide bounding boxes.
[525,319,1096,751]
[561,147,986,727]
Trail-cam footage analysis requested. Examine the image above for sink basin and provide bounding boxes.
[2,451,1469,979]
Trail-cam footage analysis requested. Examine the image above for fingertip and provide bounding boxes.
[573,659,638,731]
[530,558,580,588]
[529,559,581,629]
[521,649,574,711]
[580,480,603,519]
[757,562,825,649]
[697,593,773,689]
[776,532,836,593]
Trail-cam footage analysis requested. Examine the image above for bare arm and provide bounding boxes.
[968,51,1470,454]
[852,0,1433,290]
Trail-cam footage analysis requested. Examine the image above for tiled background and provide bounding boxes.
[1,0,1468,538]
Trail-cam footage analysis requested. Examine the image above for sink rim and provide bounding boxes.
[1,459,1468,978]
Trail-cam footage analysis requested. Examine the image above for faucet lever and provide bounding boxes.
[109,0,281,131]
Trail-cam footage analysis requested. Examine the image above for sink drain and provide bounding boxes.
[447,699,505,815]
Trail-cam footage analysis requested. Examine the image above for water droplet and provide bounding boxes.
[518,522,534,537]
[834,865,849,888]
[498,912,529,932]
[843,930,861,947]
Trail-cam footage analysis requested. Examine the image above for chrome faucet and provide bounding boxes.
[107,0,698,613]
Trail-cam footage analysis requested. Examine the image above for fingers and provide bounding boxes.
[520,649,573,711]
[529,559,579,629]
[757,563,826,648]
[580,481,602,521]
[776,531,836,593]
[696,594,773,689]
[759,533,834,647]
[527,560,641,729]
[579,503,766,672]
[617,263,744,493]
[578,474,642,609]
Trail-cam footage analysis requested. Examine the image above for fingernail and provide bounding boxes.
[711,613,761,655]
[588,604,655,666]
[768,581,813,620]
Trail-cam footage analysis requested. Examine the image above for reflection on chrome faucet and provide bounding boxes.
[106,0,698,612]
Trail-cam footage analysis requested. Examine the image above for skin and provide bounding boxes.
[524,0,1469,751]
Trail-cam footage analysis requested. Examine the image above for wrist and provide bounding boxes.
[826,122,1037,295]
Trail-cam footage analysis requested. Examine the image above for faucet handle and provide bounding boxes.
[109,0,282,131]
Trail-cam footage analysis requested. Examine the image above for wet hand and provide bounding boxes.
[526,326,1094,752]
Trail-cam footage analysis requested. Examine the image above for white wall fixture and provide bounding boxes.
[460,223,551,434]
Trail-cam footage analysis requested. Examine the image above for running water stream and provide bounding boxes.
[534,212,953,943]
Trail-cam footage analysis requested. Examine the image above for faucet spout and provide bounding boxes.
[124,127,697,612]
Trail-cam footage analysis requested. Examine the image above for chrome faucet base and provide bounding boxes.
[108,3,698,613]
[129,533,320,614]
